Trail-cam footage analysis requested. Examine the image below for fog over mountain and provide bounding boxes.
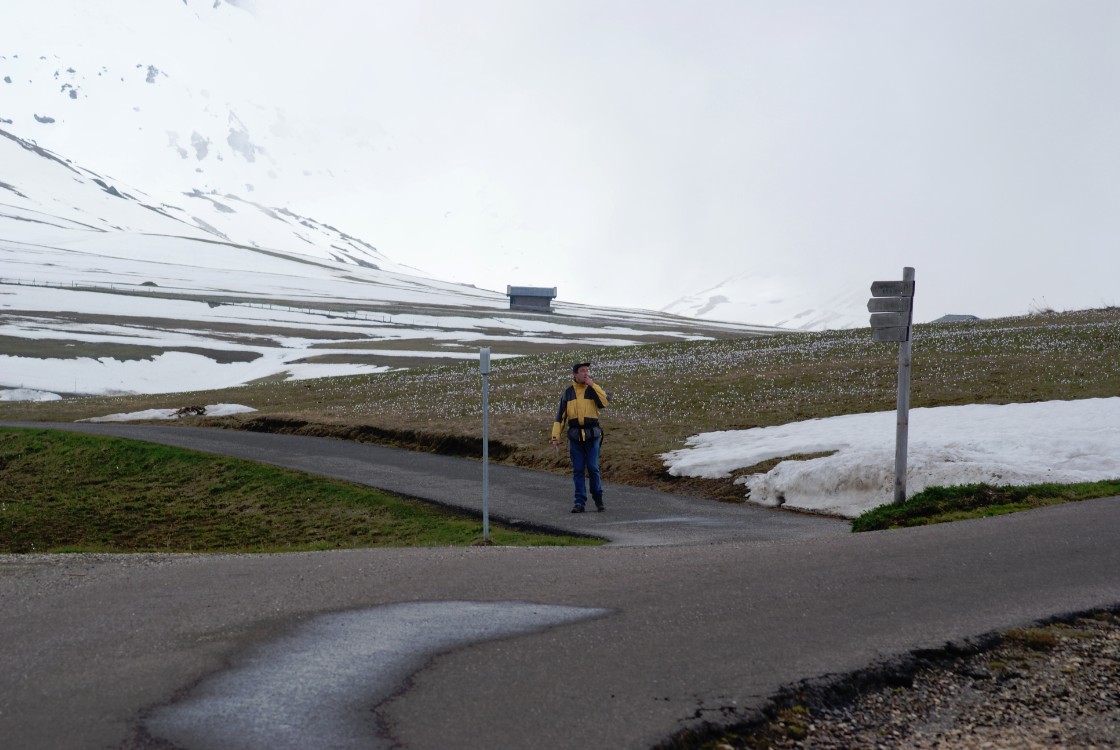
[661,273,875,331]
[0,0,872,332]
[3,0,1118,335]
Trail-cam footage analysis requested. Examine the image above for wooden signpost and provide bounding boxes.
[868,267,915,504]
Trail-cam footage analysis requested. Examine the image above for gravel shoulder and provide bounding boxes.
[698,610,1120,749]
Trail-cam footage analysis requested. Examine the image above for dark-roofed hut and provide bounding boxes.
[507,285,557,312]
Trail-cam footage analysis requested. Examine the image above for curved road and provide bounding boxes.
[1,423,1118,749]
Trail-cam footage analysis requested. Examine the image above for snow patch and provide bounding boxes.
[0,388,62,402]
[662,398,1120,518]
[80,403,257,422]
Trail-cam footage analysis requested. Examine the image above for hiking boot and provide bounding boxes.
[571,505,585,513]
[593,496,604,512]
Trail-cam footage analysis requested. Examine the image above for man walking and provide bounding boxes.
[550,362,609,513]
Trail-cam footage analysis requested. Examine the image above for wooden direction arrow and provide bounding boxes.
[867,297,912,313]
[869,311,911,328]
[870,280,915,298]
[872,326,910,343]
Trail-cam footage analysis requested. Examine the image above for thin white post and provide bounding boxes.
[480,347,491,541]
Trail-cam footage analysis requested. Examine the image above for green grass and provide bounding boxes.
[851,480,1120,532]
[0,429,599,553]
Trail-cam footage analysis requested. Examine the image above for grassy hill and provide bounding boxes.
[4,307,1118,504]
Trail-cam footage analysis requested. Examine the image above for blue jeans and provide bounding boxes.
[569,437,603,508]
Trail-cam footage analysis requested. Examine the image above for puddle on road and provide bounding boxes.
[144,600,608,750]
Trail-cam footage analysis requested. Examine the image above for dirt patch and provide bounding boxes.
[229,415,518,461]
[0,334,260,364]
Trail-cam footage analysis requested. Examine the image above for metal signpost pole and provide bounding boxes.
[868,267,915,505]
[480,347,491,541]
[893,268,914,504]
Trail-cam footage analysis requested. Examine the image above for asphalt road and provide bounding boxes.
[1,423,1118,750]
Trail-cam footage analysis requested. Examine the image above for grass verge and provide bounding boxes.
[0,429,599,553]
[851,480,1120,532]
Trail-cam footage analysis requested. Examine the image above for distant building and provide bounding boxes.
[507,285,557,312]
[931,314,981,324]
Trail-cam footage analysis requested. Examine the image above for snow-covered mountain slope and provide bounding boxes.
[661,272,876,332]
[0,128,779,400]
[0,128,423,278]
[0,3,788,401]
[0,0,347,210]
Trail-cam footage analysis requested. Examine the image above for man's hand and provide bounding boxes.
[550,438,560,453]
[584,374,594,386]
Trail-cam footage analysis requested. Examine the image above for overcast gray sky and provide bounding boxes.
[26,0,1120,322]
[230,0,1119,319]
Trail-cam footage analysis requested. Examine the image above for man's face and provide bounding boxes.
[574,365,590,383]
